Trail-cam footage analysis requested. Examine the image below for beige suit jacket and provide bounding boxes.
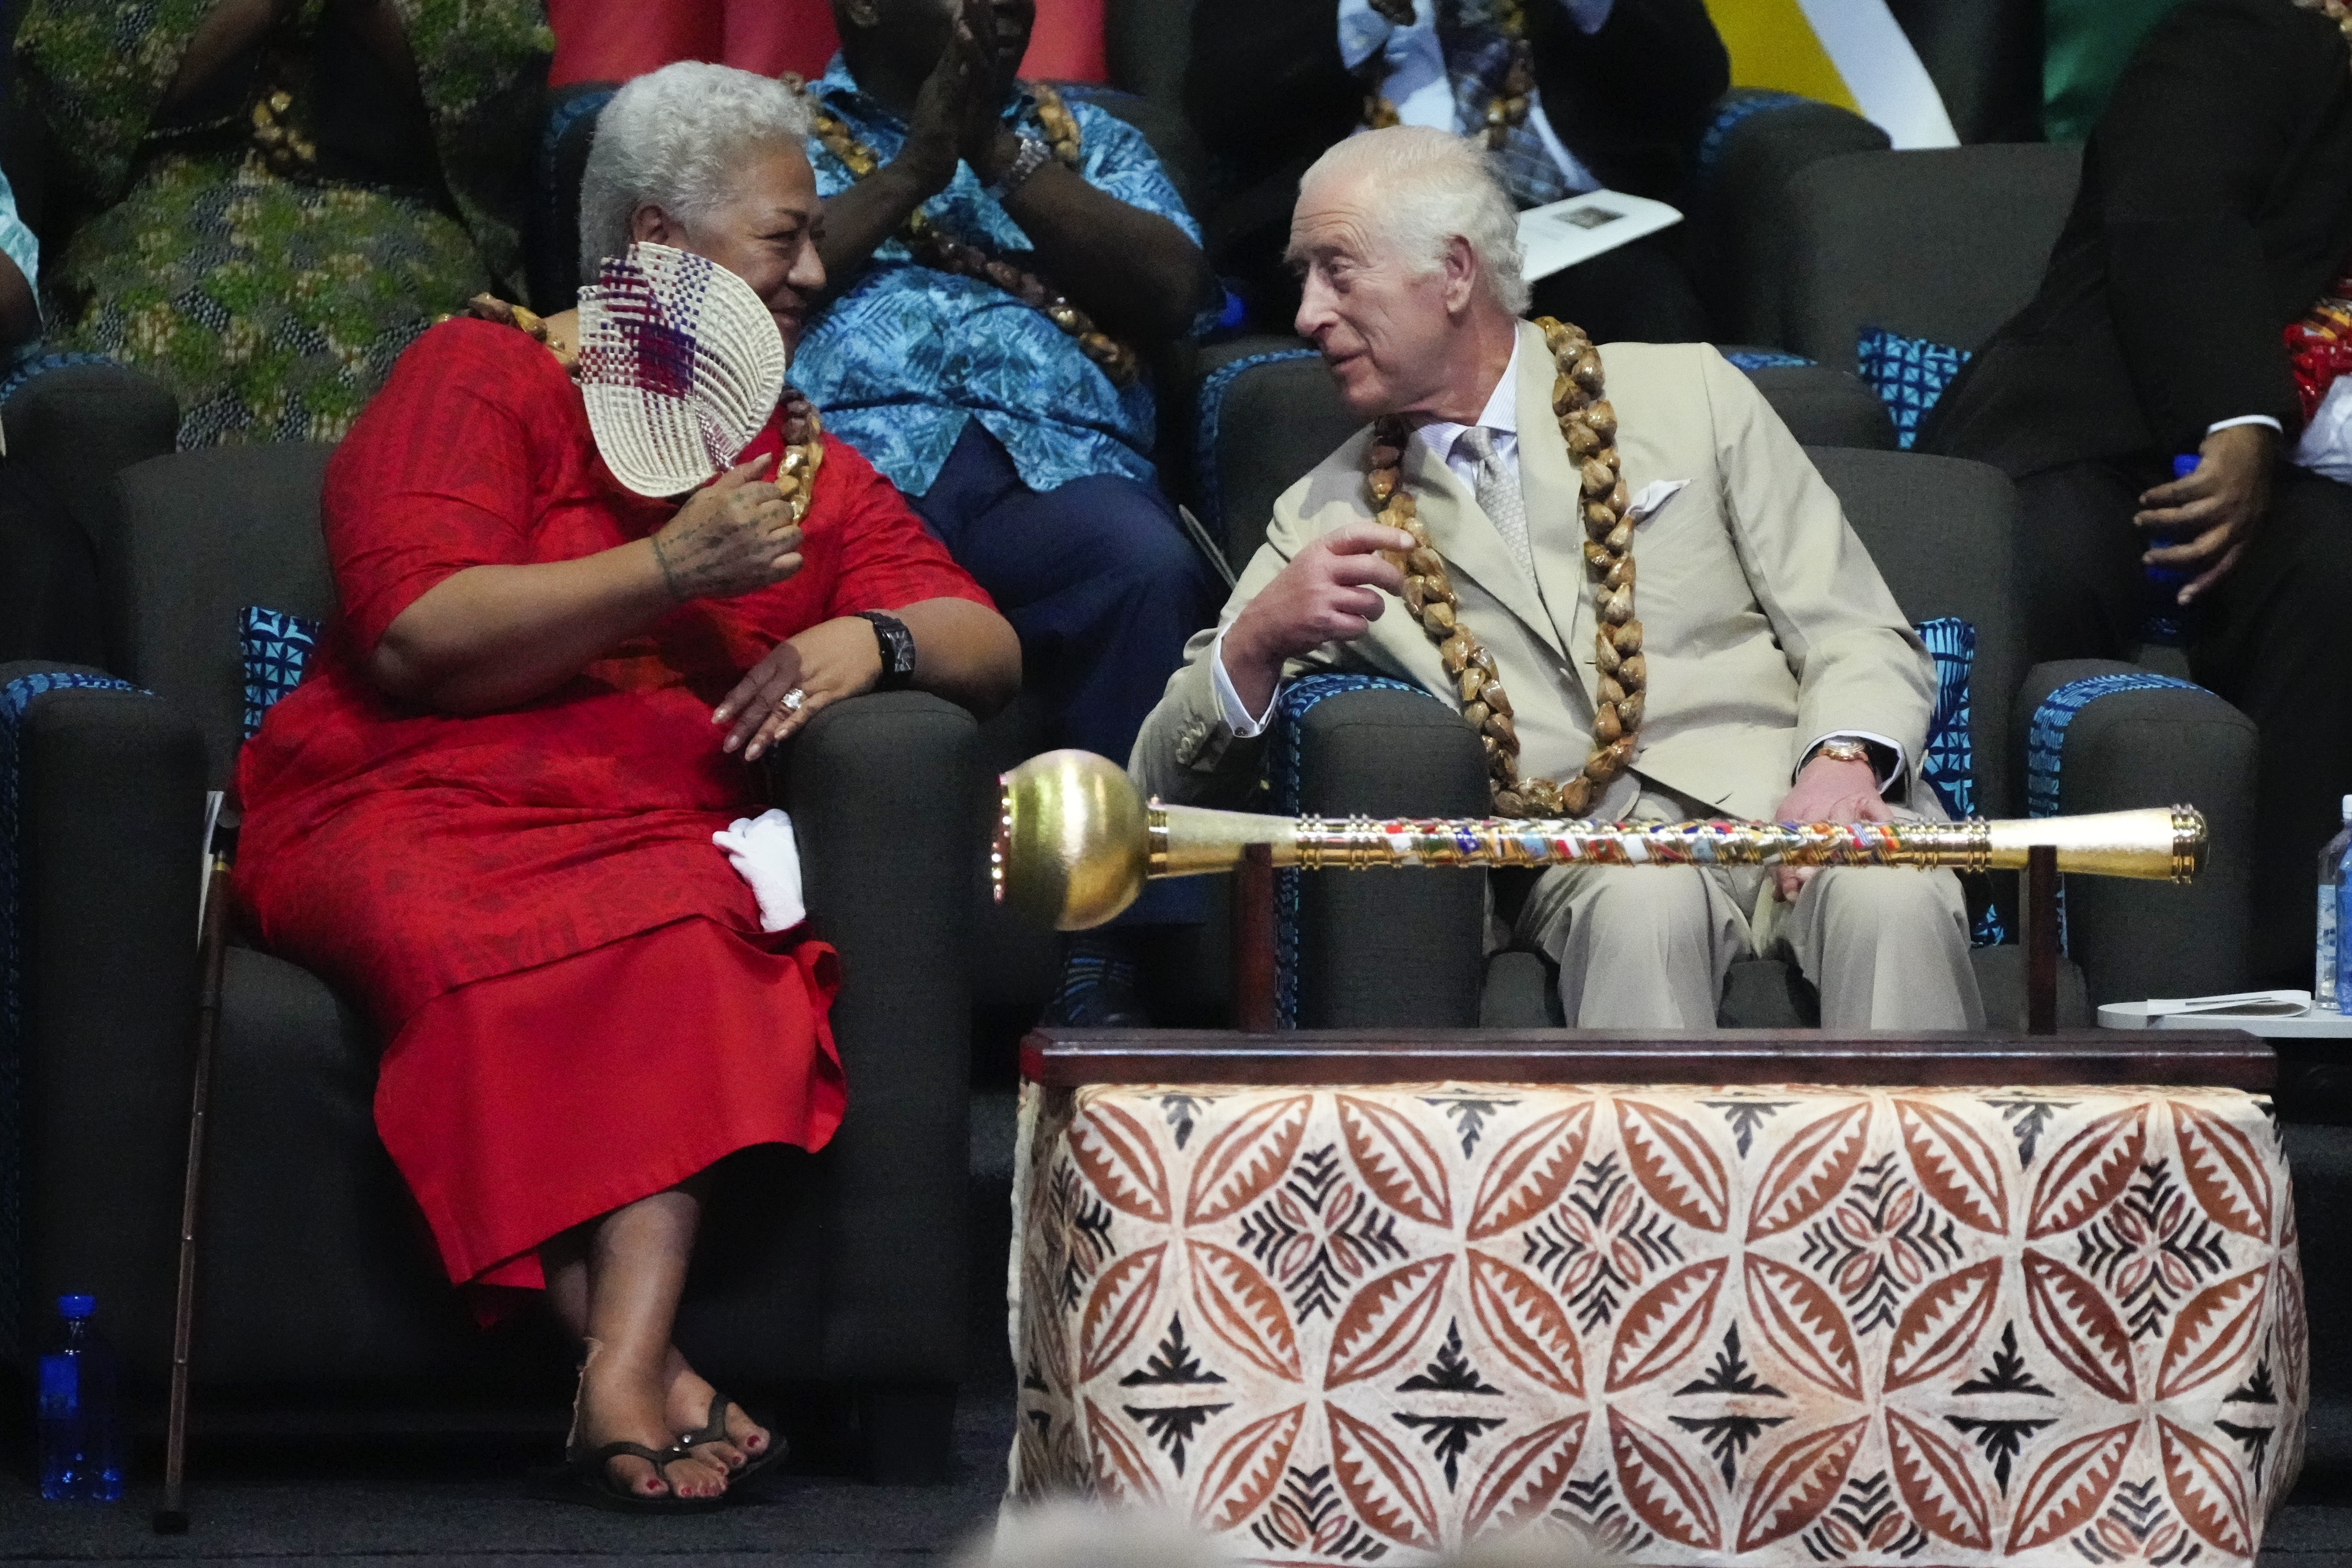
[1133,326,1936,823]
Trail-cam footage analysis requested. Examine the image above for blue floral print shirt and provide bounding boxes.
[0,168,39,361]
[792,56,1204,498]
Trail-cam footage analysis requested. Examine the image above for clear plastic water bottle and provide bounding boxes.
[2338,829,2352,1016]
[38,1294,123,1502]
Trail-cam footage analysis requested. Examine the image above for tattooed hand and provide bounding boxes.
[646,454,803,602]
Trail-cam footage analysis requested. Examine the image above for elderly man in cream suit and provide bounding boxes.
[1132,127,1982,1030]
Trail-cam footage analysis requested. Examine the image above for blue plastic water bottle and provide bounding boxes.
[38,1294,123,1502]
[2142,454,2199,647]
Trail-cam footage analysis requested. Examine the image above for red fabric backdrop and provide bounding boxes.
[548,0,1107,87]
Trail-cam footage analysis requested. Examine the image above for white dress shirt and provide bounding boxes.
[1209,343,1908,796]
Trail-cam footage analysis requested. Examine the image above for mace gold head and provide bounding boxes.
[993,750,1151,930]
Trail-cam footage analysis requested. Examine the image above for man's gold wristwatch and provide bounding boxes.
[1812,738,1874,766]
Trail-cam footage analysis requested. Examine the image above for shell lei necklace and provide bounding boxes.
[1370,316,1640,818]
[461,293,826,522]
[803,81,1141,387]
[1361,0,1535,148]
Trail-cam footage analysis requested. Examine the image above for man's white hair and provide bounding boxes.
[578,62,813,274]
[1299,126,1530,315]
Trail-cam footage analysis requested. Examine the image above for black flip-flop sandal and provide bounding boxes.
[552,1437,728,1514]
[677,1392,787,1484]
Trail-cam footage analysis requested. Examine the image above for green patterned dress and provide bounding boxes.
[15,0,550,446]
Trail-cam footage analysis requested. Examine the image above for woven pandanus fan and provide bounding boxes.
[992,750,2208,931]
[578,241,788,498]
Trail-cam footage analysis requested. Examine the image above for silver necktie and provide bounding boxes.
[1457,426,1536,584]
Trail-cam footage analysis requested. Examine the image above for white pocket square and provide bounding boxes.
[1626,479,1690,524]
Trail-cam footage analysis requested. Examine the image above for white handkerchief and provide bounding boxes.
[1625,479,1689,524]
[712,808,806,933]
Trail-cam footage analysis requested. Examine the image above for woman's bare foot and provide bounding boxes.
[663,1346,773,1473]
[573,1340,733,1500]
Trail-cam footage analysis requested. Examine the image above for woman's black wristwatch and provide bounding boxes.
[856,611,917,691]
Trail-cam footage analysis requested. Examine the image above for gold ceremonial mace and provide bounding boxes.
[992,750,2207,932]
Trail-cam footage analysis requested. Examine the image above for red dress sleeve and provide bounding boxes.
[810,436,997,618]
[323,320,554,652]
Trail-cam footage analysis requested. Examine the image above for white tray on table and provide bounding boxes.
[2099,987,2352,1036]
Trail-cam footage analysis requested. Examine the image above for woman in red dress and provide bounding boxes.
[234,63,1019,1509]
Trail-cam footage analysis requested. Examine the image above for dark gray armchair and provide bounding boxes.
[1,444,981,1476]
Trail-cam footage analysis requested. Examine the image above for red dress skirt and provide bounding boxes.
[234,319,991,1294]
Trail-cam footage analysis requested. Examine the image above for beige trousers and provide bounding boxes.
[1513,793,1984,1032]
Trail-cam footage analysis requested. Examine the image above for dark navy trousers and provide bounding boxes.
[911,420,1220,924]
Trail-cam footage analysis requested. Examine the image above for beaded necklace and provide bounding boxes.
[461,293,827,520]
[804,80,1140,387]
[1369,316,1639,818]
[1359,0,1535,150]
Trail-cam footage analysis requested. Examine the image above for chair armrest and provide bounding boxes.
[1738,361,1896,450]
[2015,659,2257,1006]
[0,663,205,1373]
[1687,92,1890,346]
[1288,686,1488,1028]
[772,690,979,1384]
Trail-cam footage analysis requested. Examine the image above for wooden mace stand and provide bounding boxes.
[1022,842,2273,1090]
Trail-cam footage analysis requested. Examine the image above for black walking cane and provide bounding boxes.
[153,853,231,1535]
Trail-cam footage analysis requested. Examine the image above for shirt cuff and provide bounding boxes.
[1211,624,1280,738]
[2207,415,2283,435]
[1801,731,1906,793]
[1558,0,1616,32]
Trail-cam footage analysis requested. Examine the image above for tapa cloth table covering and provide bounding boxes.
[1007,1084,2305,1566]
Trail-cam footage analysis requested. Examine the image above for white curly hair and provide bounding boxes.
[1298,125,1531,315]
[578,62,814,274]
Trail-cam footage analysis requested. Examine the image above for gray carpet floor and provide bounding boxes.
[0,1384,1013,1567]
[3,1400,2347,1566]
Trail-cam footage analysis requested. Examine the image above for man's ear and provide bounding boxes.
[1441,234,1479,315]
[630,203,685,248]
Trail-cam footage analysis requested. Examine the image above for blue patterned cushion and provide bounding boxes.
[1856,326,1971,450]
[241,606,320,741]
[1912,616,2004,948]
[1915,617,1976,823]
[1721,348,1815,372]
